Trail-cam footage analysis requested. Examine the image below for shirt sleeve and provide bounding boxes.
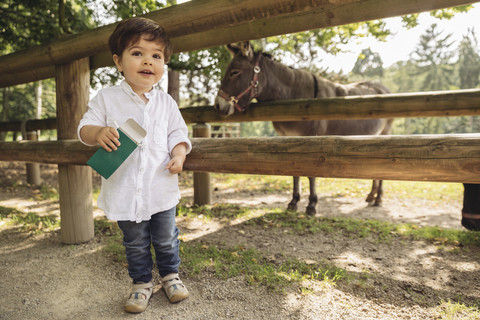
[77,92,108,146]
[166,98,192,155]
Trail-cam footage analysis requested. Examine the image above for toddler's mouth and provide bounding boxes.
[140,70,153,75]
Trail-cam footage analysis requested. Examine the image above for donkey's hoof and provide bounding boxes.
[365,195,375,203]
[306,206,316,216]
[287,203,298,211]
[366,198,382,207]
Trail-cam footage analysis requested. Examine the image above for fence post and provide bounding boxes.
[25,130,42,186]
[192,123,211,206]
[21,120,42,186]
[55,57,94,244]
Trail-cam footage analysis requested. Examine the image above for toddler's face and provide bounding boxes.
[113,36,165,96]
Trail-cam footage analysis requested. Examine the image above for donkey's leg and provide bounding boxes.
[306,177,318,216]
[366,180,383,206]
[287,176,301,211]
[366,180,380,204]
[373,180,384,206]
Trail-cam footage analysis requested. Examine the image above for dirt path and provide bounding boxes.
[0,163,479,319]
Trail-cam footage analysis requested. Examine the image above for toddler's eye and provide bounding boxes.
[153,54,163,60]
[132,51,142,56]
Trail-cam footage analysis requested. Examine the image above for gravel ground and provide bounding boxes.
[0,162,479,320]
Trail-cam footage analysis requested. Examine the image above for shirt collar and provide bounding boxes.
[120,80,157,99]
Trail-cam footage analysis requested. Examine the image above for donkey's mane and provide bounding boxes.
[258,51,273,60]
[257,50,303,72]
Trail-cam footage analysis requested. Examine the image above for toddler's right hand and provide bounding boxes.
[95,126,120,152]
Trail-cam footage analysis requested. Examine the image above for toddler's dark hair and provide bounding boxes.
[108,17,172,63]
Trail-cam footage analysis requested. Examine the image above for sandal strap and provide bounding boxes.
[161,274,184,289]
[130,282,153,299]
[163,278,184,288]
[132,282,153,290]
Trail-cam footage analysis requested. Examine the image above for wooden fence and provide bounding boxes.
[1,0,479,244]
[2,89,480,132]
[2,134,480,183]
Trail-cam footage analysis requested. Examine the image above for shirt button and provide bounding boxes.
[139,168,144,173]
[136,188,142,194]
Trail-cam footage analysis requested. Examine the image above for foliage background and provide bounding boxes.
[0,1,479,139]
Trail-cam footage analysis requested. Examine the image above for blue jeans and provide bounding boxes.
[117,207,180,283]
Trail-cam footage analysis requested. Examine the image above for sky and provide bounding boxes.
[320,4,480,73]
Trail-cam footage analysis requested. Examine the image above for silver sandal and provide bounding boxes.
[124,281,153,313]
[161,273,189,303]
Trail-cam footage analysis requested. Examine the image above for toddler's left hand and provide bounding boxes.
[165,156,185,174]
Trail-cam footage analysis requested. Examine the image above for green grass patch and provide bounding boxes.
[245,210,393,240]
[246,210,480,246]
[181,242,347,291]
[188,174,464,204]
[94,217,125,262]
[92,204,479,296]
[92,186,101,201]
[93,216,347,291]
[0,205,59,234]
[0,206,24,218]
[177,202,253,220]
[384,181,463,202]
[211,173,292,193]
[435,299,480,320]
[38,184,59,201]
[394,223,480,246]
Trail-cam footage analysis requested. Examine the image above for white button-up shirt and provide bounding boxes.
[78,81,192,223]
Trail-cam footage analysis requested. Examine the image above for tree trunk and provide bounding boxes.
[0,87,9,141]
[35,81,42,120]
[168,69,180,105]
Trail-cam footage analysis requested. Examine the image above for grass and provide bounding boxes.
[94,218,126,262]
[2,196,480,317]
[180,242,347,292]
[177,201,253,220]
[91,214,347,292]
[1,173,477,315]
[37,184,59,201]
[192,174,464,204]
[0,205,60,234]
[89,201,480,298]
[245,209,480,246]
[210,173,292,193]
[435,299,480,320]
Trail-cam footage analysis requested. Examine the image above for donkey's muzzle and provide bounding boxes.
[214,96,235,117]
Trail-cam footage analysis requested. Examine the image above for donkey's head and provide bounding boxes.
[214,41,265,116]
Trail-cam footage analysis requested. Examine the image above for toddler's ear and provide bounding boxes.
[113,54,123,73]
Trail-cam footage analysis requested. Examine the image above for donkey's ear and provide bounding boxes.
[226,41,254,59]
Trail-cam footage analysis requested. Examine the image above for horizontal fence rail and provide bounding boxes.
[1,89,480,132]
[0,118,57,132]
[0,0,478,87]
[181,89,480,123]
[1,134,480,183]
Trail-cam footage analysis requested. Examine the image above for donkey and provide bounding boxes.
[214,41,393,215]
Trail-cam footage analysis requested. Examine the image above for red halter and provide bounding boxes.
[218,54,262,112]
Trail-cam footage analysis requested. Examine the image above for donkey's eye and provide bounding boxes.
[229,70,241,78]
